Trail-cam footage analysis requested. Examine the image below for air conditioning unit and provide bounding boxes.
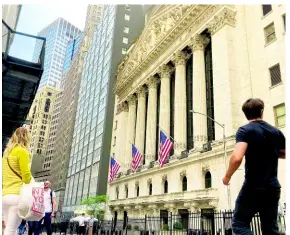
[202,142,212,152]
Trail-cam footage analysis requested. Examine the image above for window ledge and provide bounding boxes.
[261,11,273,20]
[277,125,285,130]
[270,82,283,89]
[265,38,277,47]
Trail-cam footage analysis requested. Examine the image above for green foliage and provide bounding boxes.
[133,225,139,231]
[162,224,169,231]
[127,224,132,230]
[173,222,183,230]
[80,195,109,218]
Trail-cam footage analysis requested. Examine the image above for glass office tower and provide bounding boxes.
[32,18,82,89]
[63,4,150,215]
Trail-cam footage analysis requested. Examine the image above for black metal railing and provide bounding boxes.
[2,19,46,69]
[32,211,286,235]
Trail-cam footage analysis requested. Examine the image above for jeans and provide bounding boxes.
[2,195,22,235]
[28,213,52,235]
[232,185,281,235]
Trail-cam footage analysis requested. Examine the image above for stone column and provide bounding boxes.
[189,34,209,149]
[135,87,146,161]
[125,95,137,169]
[159,64,171,137]
[173,51,187,155]
[116,103,128,171]
[145,77,158,163]
[207,7,237,140]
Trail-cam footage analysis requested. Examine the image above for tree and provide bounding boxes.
[80,195,109,220]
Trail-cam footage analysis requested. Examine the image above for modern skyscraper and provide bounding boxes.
[46,5,103,217]
[62,4,150,215]
[32,18,82,89]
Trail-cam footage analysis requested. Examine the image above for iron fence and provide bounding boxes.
[34,211,286,235]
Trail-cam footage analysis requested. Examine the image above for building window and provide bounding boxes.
[149,183,152,195]
[283,14,286,31]
[182,176,187,192]
[116,187,119,199]
[113,137,116,146]
[122,48,127,55]
[262,5,272,16]
[47,92,52,96]
[205,39,215,142]
[164,180,168,194]
[264,23,276,44]
[123,37,128,44]
[114,121,118,130]
[269,64,282,86]
[124,27,129,34]
[125,5,131,11]
[125,186,128,198]
[44,99,51,112]
[274,103,285,127]
[125,14,130,21]
[136,186,139,197]
[205,172,212,189]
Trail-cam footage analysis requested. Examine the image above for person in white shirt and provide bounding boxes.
[28,181,56,235]
[78,214,86,235]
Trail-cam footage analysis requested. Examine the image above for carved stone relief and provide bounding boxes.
[207,7,237,35]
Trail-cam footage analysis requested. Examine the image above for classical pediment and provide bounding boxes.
[115,5,233,96]
[115,4,198,92]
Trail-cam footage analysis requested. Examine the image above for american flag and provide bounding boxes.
[132,144,143,173]
[110,157,120,182]
[159,131,173,168]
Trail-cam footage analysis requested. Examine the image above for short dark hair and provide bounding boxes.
[82,213,85,216]
[242,98,264,120]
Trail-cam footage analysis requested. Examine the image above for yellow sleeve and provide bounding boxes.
[18,149,32,184]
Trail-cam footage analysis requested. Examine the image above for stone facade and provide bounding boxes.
[106,5,286,219]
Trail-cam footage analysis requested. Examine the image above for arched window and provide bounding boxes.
[205,172,212,189]
[125,186,128,198]
[44,99,51,112]
[164,180,168,194]
[116,187,119,199]
[136,186,139,197]
[149,183,152,195]
[182,176,187,191]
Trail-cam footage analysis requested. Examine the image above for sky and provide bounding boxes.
[9,4,87,61]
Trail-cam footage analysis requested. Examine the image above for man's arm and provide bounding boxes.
[223,142,248,185]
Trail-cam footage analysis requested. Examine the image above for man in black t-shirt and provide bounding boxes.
[222,98,286,235]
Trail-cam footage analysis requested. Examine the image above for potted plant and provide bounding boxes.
[127,224,132,231]
[173,222,183,230]
[163,224,169,231]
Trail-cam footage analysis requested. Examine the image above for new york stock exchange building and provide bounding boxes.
[106,4,286,222]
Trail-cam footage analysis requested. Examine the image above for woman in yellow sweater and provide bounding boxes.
[2,127,32,235]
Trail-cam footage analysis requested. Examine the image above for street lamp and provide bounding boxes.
[190,110,231,210]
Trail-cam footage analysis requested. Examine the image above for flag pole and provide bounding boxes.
[157,124,179,146]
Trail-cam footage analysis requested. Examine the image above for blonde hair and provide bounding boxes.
[4,127,30,157]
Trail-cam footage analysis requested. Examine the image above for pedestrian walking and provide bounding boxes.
[2,127,33,235]
[28,181,56,235]
[18,220,27,235]
[78,213,86,235]
[222,98,285,235]
[88,216,94,235]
